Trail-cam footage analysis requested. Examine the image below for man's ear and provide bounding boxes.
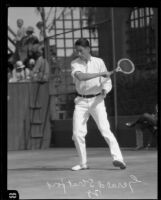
[87,47,90,53]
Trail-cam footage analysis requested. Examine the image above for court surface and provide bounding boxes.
[8,148,157,199]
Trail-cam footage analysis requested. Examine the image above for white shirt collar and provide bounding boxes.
[79,55,92,63]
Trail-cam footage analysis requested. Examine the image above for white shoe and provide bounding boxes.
[113,160,126,169]
[71,164,89,171]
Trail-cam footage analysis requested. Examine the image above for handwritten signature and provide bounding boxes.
[46,175,144,199]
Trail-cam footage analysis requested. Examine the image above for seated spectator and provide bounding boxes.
[8,26,39,66]
[8,68,13,82]
[9,61,25,82]
[25,58,36,80]
[126,105,158,150]
[33,47,49,82]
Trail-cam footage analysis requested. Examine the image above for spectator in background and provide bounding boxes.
[25,26,39,42]
[24,26,39,54]
[8,68,13,82]
[19,26,40,69]
[14,19,26,43]
[25,58,36,80]
[9,61,25,82]
[10,26,39,67]
[36,21,44,43]
[50,54,62,84]
[9,19,26,65]
[33,47,49,82]
[8,54,14,72]
[126,104,158,150]
[23,26,39,55]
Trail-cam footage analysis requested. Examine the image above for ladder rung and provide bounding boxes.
[57,111,67,113]
[30,105,42,109]
[30,121,43,125]
[56,103,66,105]
[31,135,43,138]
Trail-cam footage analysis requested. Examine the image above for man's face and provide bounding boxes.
[75,45,90,61]
[17,20,23,28]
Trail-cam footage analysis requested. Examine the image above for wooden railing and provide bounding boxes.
[8,82,51,150]
[8,25,16,53]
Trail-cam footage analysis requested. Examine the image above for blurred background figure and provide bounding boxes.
[25,26,39,43]
[19,26,40,73]
[126,104,158,150]
[25,58,36,80]
[14,18,26,43]
[9,60,25,82]
[9,19,26,65]
[24,26,39,58]
[8,67,13,82]
[36,21,44,43]
[33,47,49,82]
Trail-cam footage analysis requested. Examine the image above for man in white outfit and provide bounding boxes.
[71,38,126,171]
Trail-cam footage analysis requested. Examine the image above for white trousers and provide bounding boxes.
[72,95,124,166]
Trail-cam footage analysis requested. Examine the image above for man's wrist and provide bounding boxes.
[102,89,107,94]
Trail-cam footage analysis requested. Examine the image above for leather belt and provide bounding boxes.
[77,93,101,98]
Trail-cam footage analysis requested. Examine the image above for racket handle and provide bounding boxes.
[109,70,115,76]
[101,71,114,78]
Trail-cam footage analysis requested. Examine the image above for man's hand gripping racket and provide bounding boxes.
[102,58,135,77]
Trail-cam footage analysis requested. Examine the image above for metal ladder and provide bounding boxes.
[27,83,43,149]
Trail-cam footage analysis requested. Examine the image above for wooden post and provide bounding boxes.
[41,7,50,63]
[111,7,118,136]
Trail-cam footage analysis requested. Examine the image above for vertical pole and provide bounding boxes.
[41,7,49,62]
[154,8,158,71]
[154,9,158,109]
[111,7,118,135]
[41,7,50,149]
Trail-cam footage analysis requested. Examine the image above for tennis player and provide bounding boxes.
[71,38,126,171]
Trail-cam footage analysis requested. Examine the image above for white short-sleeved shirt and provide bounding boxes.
[71,56,112,95]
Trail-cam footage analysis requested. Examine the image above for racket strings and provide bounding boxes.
[119,60,133,72]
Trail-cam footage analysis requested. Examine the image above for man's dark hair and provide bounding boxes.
[75,38,90,47]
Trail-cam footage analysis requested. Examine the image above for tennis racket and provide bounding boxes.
[109,58,135,75]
